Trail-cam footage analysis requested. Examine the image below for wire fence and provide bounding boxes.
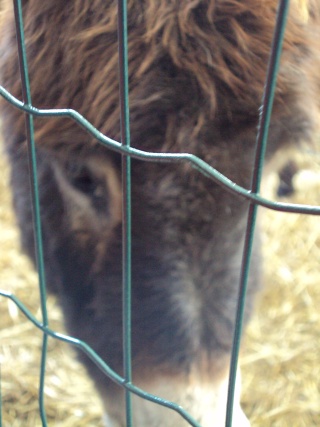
[0,0,320,426]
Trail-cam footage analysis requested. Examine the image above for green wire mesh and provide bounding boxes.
[0,0,320,426]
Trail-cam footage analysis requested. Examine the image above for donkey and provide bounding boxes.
[0,0,319,426]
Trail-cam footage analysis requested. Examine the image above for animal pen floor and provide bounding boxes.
[1,142,320,427]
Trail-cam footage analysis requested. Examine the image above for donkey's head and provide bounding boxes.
[0,0,319,425]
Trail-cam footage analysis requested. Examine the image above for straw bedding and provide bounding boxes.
[0,145,319,426]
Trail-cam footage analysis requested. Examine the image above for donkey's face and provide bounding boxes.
[37,130,257,362]
[39,139,257,427]
[0,0,319,425]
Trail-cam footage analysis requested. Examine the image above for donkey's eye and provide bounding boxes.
[69,164,98,195]
[66,163,108,213]
[69,166,100,195]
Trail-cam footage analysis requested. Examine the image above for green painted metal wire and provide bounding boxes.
[225,1,291,425]
[1,85,319,216]
[12,0,49,424]
[0,290,203,427]
[117,0,133,425]
[0,0,320,426]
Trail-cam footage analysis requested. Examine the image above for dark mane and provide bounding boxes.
[1,0,318,155]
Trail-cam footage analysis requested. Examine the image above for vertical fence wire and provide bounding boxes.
[117,0,133,425]
[12,1,49,425]
[225,0,291,425]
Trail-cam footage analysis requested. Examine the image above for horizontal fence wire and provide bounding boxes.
[1,85,320,217]
[0,0,320,426]
[1,84,320,217]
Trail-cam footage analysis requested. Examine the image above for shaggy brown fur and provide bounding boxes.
[0,1,319,426]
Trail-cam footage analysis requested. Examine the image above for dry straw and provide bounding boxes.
[0,145,319,426]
